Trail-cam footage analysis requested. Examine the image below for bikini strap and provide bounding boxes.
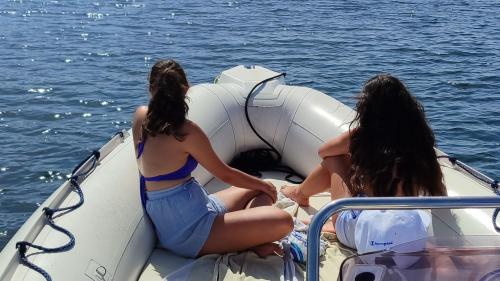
[137,139,146,159]
[142,155,198,182]
[136,126,148,159]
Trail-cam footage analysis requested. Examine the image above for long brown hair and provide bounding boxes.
[349,74,446,197]
[143,59,189,141]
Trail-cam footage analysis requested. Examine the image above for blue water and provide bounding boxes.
[0,0,498,250]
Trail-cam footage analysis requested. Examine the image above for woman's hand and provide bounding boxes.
[260,181,278,203]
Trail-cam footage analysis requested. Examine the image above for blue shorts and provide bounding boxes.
[335,209,362,249]
[145,178,227,258]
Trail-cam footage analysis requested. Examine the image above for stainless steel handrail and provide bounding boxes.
[306,196,500,281]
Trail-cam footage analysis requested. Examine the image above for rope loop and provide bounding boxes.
[448,156,457,165]
[43,207,55,218]
[243,73,286,164]
[14,149,100,281]
[491,180,499,194]
[493,209,500,232]
[15,241,28,255]
[238,73,304,183]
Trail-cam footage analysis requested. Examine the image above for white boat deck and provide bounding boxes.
[137,168,488,281]
[138,171,352,281]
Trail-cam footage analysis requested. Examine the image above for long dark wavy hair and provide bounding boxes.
[143,59,189,141]
[349,74,446,197]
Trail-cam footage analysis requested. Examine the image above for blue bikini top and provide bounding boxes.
[137,136,198,206]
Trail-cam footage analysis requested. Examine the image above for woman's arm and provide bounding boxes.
[318,130,352,159]
[132,106,148,155]
[182,121,277,202]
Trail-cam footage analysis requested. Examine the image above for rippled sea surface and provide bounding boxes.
[0,0,499,249]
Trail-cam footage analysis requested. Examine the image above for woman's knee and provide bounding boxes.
[228,186,260,197]
[321,155,350,174]
[257,206,293,235]
[274,209,294,235]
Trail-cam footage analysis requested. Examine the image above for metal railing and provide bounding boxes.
[306,196,500,281]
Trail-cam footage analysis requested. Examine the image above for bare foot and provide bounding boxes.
[251,243,283,258]
[301,218,336,233]
[280,185,310,207]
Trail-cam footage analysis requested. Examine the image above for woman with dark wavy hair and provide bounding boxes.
[281,74,446,233]
[132,60,292,258]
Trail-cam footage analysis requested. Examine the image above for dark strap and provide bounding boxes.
[139,155,198,208]
[140,175,147,208]
[142,155,198,182]
[137,140,146,159]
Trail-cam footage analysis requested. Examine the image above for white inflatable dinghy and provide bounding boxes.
[0,65,499,281]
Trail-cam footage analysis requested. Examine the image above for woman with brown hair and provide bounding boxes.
[132,60,292,258]
[281,74,447,236]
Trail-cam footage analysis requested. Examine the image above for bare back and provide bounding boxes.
[132,106,192,190]
[132,105,275,197]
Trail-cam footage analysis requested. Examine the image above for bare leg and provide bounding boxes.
[323,155,352,232]
[208,186,279,257]
[198,206,293,257]
[213,186,272,212]
[281,155,352,207]
[283,155,352,233]
[301,217,336,233]
[280,163,331,206]
[246,193,274,209]
[251,243,284,258]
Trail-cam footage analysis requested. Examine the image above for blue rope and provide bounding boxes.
[491,180,499,195]
[15,150,99,281]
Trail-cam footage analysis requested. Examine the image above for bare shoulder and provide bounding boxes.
[183,120,204,136]
[132,106,148,143]
[133,106,148,121]
[181,120,209,147]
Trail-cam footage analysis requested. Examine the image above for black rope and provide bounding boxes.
[236,72,304,184]
[15,150,100,281]
[244,73,286,163]
[438,155,500,233]
[493,209,500,233]
[438,155,498,189]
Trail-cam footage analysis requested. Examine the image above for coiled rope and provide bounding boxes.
[15,150,100,281]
